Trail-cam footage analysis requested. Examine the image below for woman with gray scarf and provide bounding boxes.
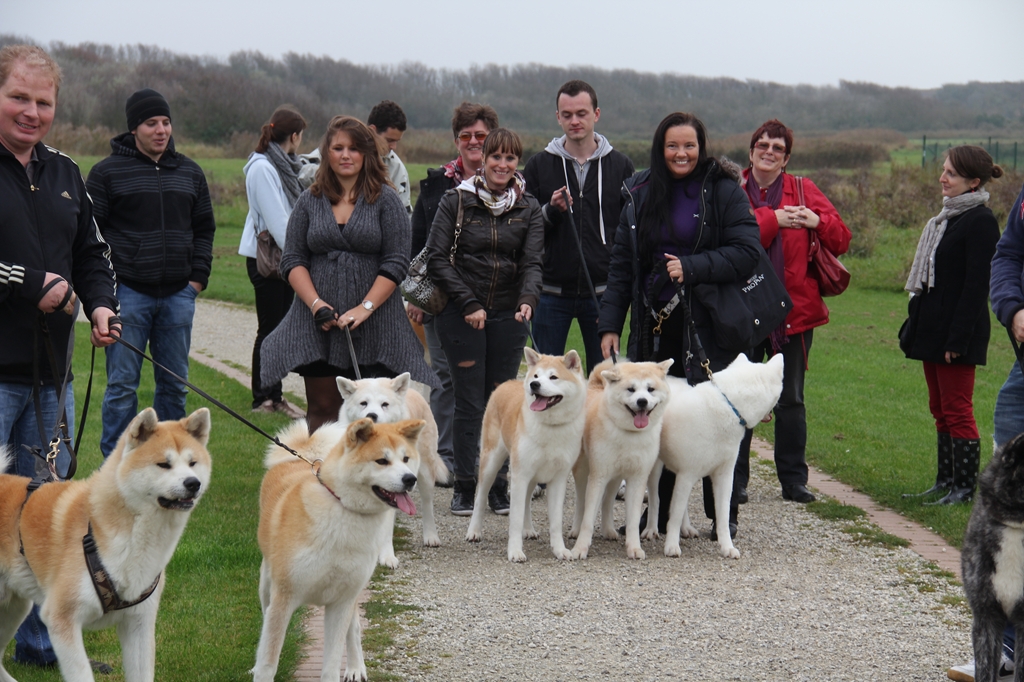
[238,106,308,418]
[900,145,1003,504]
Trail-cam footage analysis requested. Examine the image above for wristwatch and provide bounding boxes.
[361,300,375,311]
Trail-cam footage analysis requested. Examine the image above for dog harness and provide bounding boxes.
[83,524,162,613]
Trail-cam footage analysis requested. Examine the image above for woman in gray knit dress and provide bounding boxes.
[261,115,436,431]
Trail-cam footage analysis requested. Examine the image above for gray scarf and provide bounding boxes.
[264,141,303,208]
[905,190,989,295]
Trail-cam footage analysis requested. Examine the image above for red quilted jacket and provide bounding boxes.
[741,170,851,336]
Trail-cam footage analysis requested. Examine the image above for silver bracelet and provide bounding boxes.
[310,297,321,311]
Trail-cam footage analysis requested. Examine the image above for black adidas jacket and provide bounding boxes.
[0,141,118,383]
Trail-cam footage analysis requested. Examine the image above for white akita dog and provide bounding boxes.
[253,417,424,682]
[336,373,450,568]
[570,358,673,560]
[0,407,212,682]
[644,353,784,559]
[466,348,587,562]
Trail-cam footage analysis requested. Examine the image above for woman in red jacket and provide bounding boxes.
[737,119,851,504]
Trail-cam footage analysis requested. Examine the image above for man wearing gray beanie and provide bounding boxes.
[86,88,216,457]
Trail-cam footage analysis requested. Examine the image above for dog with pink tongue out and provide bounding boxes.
[569,358,673,560]
[467,348,587,562]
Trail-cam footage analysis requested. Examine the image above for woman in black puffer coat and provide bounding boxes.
[599,112,761,537]
[426,128,544,516]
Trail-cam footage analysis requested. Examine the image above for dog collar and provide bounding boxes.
[717,389,748,428]
[83,523,161,614]
[317,474,343,503]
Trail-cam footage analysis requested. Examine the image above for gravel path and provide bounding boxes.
[189,298,973,681]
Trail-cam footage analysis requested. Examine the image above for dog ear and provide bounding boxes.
[390,373,411,397]
[656,358,674,375]
[524,347,541,367]
[183,408,212,446]
[600,368,620,385]
[346,417,376,447]
[336,376,358,400]
[396,418,426,443]
[563,350,582,373]
[128,408,160,446]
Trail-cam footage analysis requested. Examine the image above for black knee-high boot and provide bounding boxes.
[928,437,979,505]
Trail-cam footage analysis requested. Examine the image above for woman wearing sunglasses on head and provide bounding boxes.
[408,103,500,479]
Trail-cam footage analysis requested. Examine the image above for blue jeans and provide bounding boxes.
[0,381,75,665]
[532,293,603,375]
[423,318,455,469]
[993,359,1024,658]
[994,360,1024,449]
[101,282,197,457]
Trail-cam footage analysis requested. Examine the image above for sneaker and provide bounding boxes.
[948,654,1014,682]
[273,399,306,420]
[488,479,510,515]
[251,399,275,414]
[450,479,475,516]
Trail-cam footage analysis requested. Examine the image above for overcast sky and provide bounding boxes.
[6,0,1023,89]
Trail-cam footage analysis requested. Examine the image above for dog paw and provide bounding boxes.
[523,529,539,540]
[626,545,646,560]
[663,543,682,557]
[680,524,700,539]
[641,528,660,541]
[552,547,574,561]
[465,531,482,542]
[378,554,400,569]
[570,545,589,560]
[508,549,528,563]
[719,545,741,560]
[423,535,441,547]
[602,528,620,541]
[343,666,368,682]
[567,528,579,539]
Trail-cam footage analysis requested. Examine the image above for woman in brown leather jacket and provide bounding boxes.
[426,128,544,516]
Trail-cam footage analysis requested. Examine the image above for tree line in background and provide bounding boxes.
[4,34,1024,165]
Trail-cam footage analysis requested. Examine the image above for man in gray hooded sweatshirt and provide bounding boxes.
[523,80,634,373]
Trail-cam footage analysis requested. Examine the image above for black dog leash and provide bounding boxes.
[673,280,713,384]
[107,321,304,461]
[561,188,615,365]
[344,326,362,380]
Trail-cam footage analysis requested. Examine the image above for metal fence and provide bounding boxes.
[922,135,1020,170]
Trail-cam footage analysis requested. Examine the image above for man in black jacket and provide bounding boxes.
[522,80,634,373]
[86,88,216,457]
[0,43,118,669]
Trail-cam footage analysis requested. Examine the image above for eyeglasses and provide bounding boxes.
[458,131,489,142]
[754,142,787,154]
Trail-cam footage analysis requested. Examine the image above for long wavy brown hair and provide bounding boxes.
[310,116,389,205]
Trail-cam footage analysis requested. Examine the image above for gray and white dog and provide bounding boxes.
[962,432,1024,682]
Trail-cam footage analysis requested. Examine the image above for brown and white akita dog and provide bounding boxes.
[252,417,424,682]
[466,348,587,562]
[0,407,212,682]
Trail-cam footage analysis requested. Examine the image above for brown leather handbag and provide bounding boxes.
[797,176,850,297]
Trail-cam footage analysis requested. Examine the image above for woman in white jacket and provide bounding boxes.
[238,106,307,418]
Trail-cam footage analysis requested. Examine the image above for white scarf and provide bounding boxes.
[905,190,989,295]
[456,173,526,216]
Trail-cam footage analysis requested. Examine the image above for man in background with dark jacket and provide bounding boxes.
[0,43,118,670]
[523,80,634,373]
[87,88,216,457]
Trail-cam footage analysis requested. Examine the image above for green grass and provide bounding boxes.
[2,323,304,681]
[758,283,1015,549]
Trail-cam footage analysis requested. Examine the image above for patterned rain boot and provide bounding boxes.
[927,437,980,505]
